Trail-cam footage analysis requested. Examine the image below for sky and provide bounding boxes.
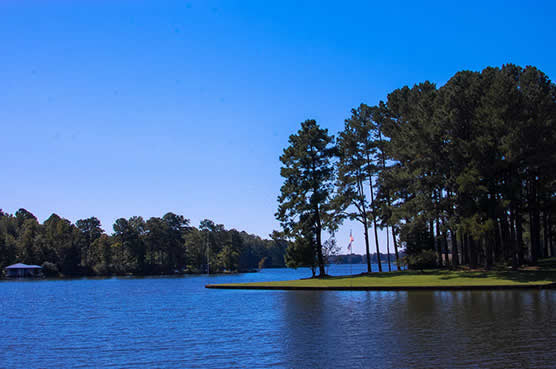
[2,0,555,254]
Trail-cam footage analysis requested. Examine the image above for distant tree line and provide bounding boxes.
[277,64,555,276]
[0,208,287,276]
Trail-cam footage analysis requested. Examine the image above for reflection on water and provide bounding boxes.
[279,290,555,369]
[0,267,554,368]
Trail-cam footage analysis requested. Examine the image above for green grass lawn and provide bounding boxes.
[206,263,556,290]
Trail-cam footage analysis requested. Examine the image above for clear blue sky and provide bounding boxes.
[2,0,555,254]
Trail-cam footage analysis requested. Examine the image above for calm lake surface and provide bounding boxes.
[1,264,555,369]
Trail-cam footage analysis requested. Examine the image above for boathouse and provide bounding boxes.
[5,263,42,278]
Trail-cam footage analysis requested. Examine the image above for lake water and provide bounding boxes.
[1,264,555,368]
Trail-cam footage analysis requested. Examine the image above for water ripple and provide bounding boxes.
[1,267,555,368]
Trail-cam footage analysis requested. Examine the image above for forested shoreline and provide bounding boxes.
[278,64,555,276]
[0,209,287,277]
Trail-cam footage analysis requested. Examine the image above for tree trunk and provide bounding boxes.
[378,127,391,272]
[485,232,493,269]
[357,177,372,273]
[315,232,325,276]
[487,192,497,267]
[543,209,549,258]
[548,212,553,257]
[442,226,449,267]
[494,217,502,263]
[451,229,459,267]
[386,225,391,272]
[462,233,469,266]
[459,233,465,265]
[368,173,382,272]
[431,219,441,267]
[365,151,382,272]
[516,208,524,266]
[468,236,476,268]
[528,175,541,265]
[435,217,443,267]
[363,220,371,273]
[315,207,326,277]
[392,225,401,271]
[500,211,511,262]
[510,205,518,268]
[433,190,442,267]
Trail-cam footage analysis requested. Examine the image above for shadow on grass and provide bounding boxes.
[435,270,556,283]
[319,265,556,284]
[316,270,410,280]
[537,257,556,269]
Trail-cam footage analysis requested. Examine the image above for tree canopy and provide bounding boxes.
[277,119,338,276]
[375,65,555,268]
[279,64,555,271]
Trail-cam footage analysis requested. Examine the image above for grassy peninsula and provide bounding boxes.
[207,260,556,290]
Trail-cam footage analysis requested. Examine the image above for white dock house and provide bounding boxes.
[5,263,42,278]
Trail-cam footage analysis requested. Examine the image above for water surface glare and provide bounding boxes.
[1,265,554,368]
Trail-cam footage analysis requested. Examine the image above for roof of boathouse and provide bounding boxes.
[5,263,42,269]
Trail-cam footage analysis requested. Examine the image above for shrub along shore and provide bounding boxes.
[206,259,556,290]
